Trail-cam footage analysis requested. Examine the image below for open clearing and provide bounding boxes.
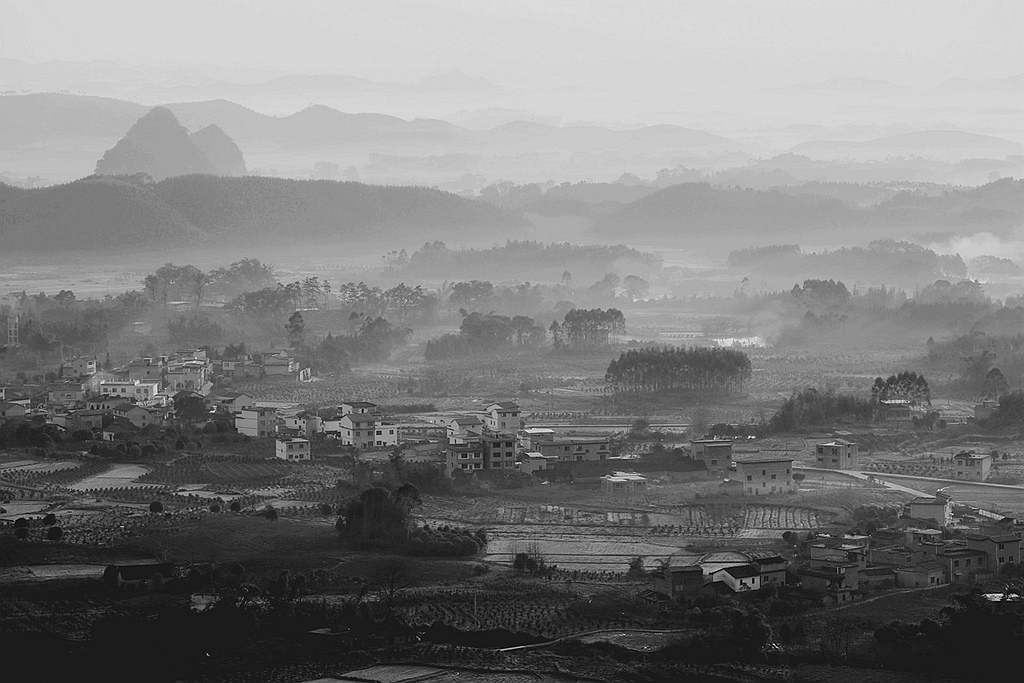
[68,464,150,491]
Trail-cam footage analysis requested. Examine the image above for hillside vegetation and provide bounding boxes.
[591,179,1024,239]
[0,175,526,251]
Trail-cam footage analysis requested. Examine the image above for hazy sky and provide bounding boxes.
[1,0,1021,90]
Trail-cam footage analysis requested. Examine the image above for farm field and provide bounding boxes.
[69,464,150,491]
[333,665,606,683]
[871,475,1024,518]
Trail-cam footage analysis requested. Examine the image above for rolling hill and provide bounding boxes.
[0,175,526,252]
[590,179,1024,240]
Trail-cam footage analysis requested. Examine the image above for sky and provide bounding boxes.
[1,0,1022,90]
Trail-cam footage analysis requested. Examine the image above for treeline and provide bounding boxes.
[769,387,875,431]
[728,240,967,285]
[0,174,524,251]
[425,312,545,361]
[605,346,752,392]
[401,239,660,281]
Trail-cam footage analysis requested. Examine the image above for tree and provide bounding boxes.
[229,501,242,513]
[149,500,164,514]
[174,394,208,423]
[982,367,1009,399]
[46,526,63,541]
[368,558,414,615]
[285,311,305,348]
[263,505,278,522]
[871,371,931,406]
[623,274,650,302]
[42,513,57,526]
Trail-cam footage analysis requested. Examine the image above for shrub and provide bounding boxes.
[46,526,63,541]
[149,500,164,514]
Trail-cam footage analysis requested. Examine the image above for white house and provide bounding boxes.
[276,437,311,461]
[235,406,279,438]
[98,380,160,404]
[483,401,522,432]
[708,564,761,592]
[734,456,796,495]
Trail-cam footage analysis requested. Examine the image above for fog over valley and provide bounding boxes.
[1,3,1024,683]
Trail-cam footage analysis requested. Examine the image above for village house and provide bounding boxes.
[859,566,897,590]
[517,451,559,475]
[483,401,523,432]
[940,547,990,582]
[708,564,762,593]
[275,437,311,461]
[0,401,28,421]
[973,400,998,422]
[446,440,484,473]
[205,390,255,414]
[877,399,914,425]
[480,433,517,469]
[47,382,85,406]
[601,471,648,494]
[953,450,992,482]
[909,493,953,527]
[650,565,705,601]
[98,380,160,404]
[964,532,1021,568]
[336,412,398,450]
[127,357,165,386]
[69,409,106,431]
[235,406,279,438]
[279,410,323,438]
[815,439,859,469]
[261,350,299,376]
[869,545,929,568]
[165,360,211,394]
[520,427,555,450]
[734,455,796,495]
[62,356,98,378]
[447,416,484,443]
[535,435,610,462]
[689,439,733,480]
[895,561,946,588]
[749,554,788,585]
[113,402,167,429]
[797,564,860,605]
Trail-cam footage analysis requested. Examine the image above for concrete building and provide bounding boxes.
[62,356,98,377]
[708,564,761,593]
[652,565,704,599]
[535,436,610,462]
[895,561,946,588]
[815,439,858,469]
[964,532,1021,568]
[481,433,517,470]
[483,402,522,432]
[276,437,311,461]
[235,406,279,438]
[689,439,733,480]
[600,471,648,494]
[127,357,165,385]
[953,450,992,482]
[446,441,484,473]
[909,494,953,527]
[734,456,796,495]
[97,380,160,404]
[518,452,559,475]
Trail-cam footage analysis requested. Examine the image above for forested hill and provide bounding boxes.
[590,179,1024,239]
[0,175,526,251]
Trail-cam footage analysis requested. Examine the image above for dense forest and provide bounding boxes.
[605,346,752,392]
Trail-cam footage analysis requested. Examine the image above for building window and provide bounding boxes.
[771,474,777,480]
[746,475,752,481]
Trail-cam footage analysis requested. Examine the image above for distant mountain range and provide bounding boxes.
[95,107,246,180]
[0,175,525,251]
[790,131,1024,159]
[590,179,1024,240]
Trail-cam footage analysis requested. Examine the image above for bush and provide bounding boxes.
[149,500,164,514]
[263,506,279,522]
[42,513,57,526]
[46,526,63,541]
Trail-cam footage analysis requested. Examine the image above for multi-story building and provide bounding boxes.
[275,437,311,461]
[908,494,953,527]
[337,412,398,449]
[446,440,484,473]
[953,450,992,482]
[98,380,160,404]
[815,439,858,469]
[62,356,98,378]
[483,402,523,432]
[734,456,795,495]
[127,357,166,386]
[47,382,85,406]
[165,360,209,394]
[481,433,517,470]
[535,436,610,462]
[689,439,733,480]
[206,391,255,414]
[652,565,704,600]
[235,406,279,438]
[964,532,1021,568]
